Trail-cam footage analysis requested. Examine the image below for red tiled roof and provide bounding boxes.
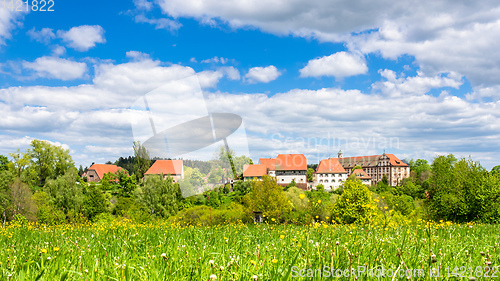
[386,154,409,167]
[88,164,126,180]
[351,169,371,180]
[316,158,347,174]
[275,154,307,171]
[145,160,183,176]
[259,158,277,171]
[243,164,268,177]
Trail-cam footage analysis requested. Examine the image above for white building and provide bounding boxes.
[314,158,347,191]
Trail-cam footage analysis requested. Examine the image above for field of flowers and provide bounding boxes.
[1,220,499,280]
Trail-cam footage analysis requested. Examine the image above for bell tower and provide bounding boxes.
[338,150,343,158]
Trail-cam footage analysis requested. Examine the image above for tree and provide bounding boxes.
[331,176,372,224]
[10,178,36,220]
[133,141,151,179]
[0,170,15,225]
[26,140,74,187]
[306,168,314,182]
[82,184,108,221]
[116,169,137,196]
[43,170,83,219]
[9,149,30,177]
[136,175,183,218]
[0,155,9,172]
[243,175,291,221]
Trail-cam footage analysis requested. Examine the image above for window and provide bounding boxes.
[325,180,328,183]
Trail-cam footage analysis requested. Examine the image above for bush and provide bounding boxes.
[168,203,250,226]
[331,177,373,224]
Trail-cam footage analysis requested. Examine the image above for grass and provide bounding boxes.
[1,220,499,280]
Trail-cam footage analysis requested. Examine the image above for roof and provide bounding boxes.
[386,154,409,167]
[145,160,183,175]
[315,158,347,174]
[259,158,277,171]
[275,154,307,171]
[243,164,268,177]
[337,153,408,168]
[351,169,371,180]
[88,164,126,180]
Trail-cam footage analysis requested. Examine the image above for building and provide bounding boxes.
[350,168,372,185]
[274,154,308,189]
[313,158,347,190]
[337,151,409,186]
[144,160,184,183]
[243,154,308,190]
[86,164,127,182]
[243,164,268,181]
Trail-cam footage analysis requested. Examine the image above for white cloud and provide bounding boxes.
[134,14,182,32]
[126,50,151,61]
[0,8,25,46]
[26,27,56,44]
[373,70,463,96]
[51,45,67,56]
[133,0,153,11]
[22,57,87,80]
[197,66,240,88]
[156,0,500,89]
[245,65,281,83]
[201,56,229,64]
[299,51,368,78]
[57,25,106,51]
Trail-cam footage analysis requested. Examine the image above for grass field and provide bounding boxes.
[1,220,499,280]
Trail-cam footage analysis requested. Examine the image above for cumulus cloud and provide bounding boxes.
[22,57,87,80]
[3,55,500,169]
[57,25,106,51]
[155,0,500,89]
[0,8,25,46]
[299,51,368,78]
[373,70,463,96]
[245,65,281,83]
[197,66,240,88]
[26,27,56,44]
[201,56,229,64]
[134,14,182,32]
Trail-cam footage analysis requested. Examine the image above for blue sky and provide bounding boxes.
[1,0,499,169]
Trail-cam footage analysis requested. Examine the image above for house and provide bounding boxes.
[350,168,372,185]
[274,154,308,189]
[86,164,126,183]
[144,160,184,183]
[337,151,410,186]
[314,158,347,190]
[243,164,268,181]
[243,154,308,190]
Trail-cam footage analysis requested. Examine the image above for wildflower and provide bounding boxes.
[84,269,89,273]
[250,260,257,265]
[209,260,215,266]
[280,235,285,239]
[53,247,59,252]
[47,257,51,260]
[299,194,305,199]
[271,259,278,263]
[40,248,47,254]
[210,274,217,280]
[318,200,322,204]
[252,275,258,280]
[161,253,167,260]
[219,266,224,271]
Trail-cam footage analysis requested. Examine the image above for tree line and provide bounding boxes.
[1,139,500,226]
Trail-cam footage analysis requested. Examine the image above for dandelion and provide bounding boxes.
[318,200,322,204]
[280,235,285,239]
[219,266,224,271]
[299,194,305,199]
[47,256,51,260]
[210,274,217,280]
[250,260,257,265]
[40,248,47,254]
[161,253,167,260]
[271,259,278,263]
[209,260,215,266]
[53,247,59,252]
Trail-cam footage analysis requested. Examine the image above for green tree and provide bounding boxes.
[82,184,108,221]
[0,155,9,172]
[9,149,30,177]
[43,170,83,219]
[26,140,75,187]
[133,141,151,179]
[0,170,15,225]
[243,175,291,221]
[136,175,183,218]
[331,176,372,224]
[116,169,137,196]
[306,168,314,182]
